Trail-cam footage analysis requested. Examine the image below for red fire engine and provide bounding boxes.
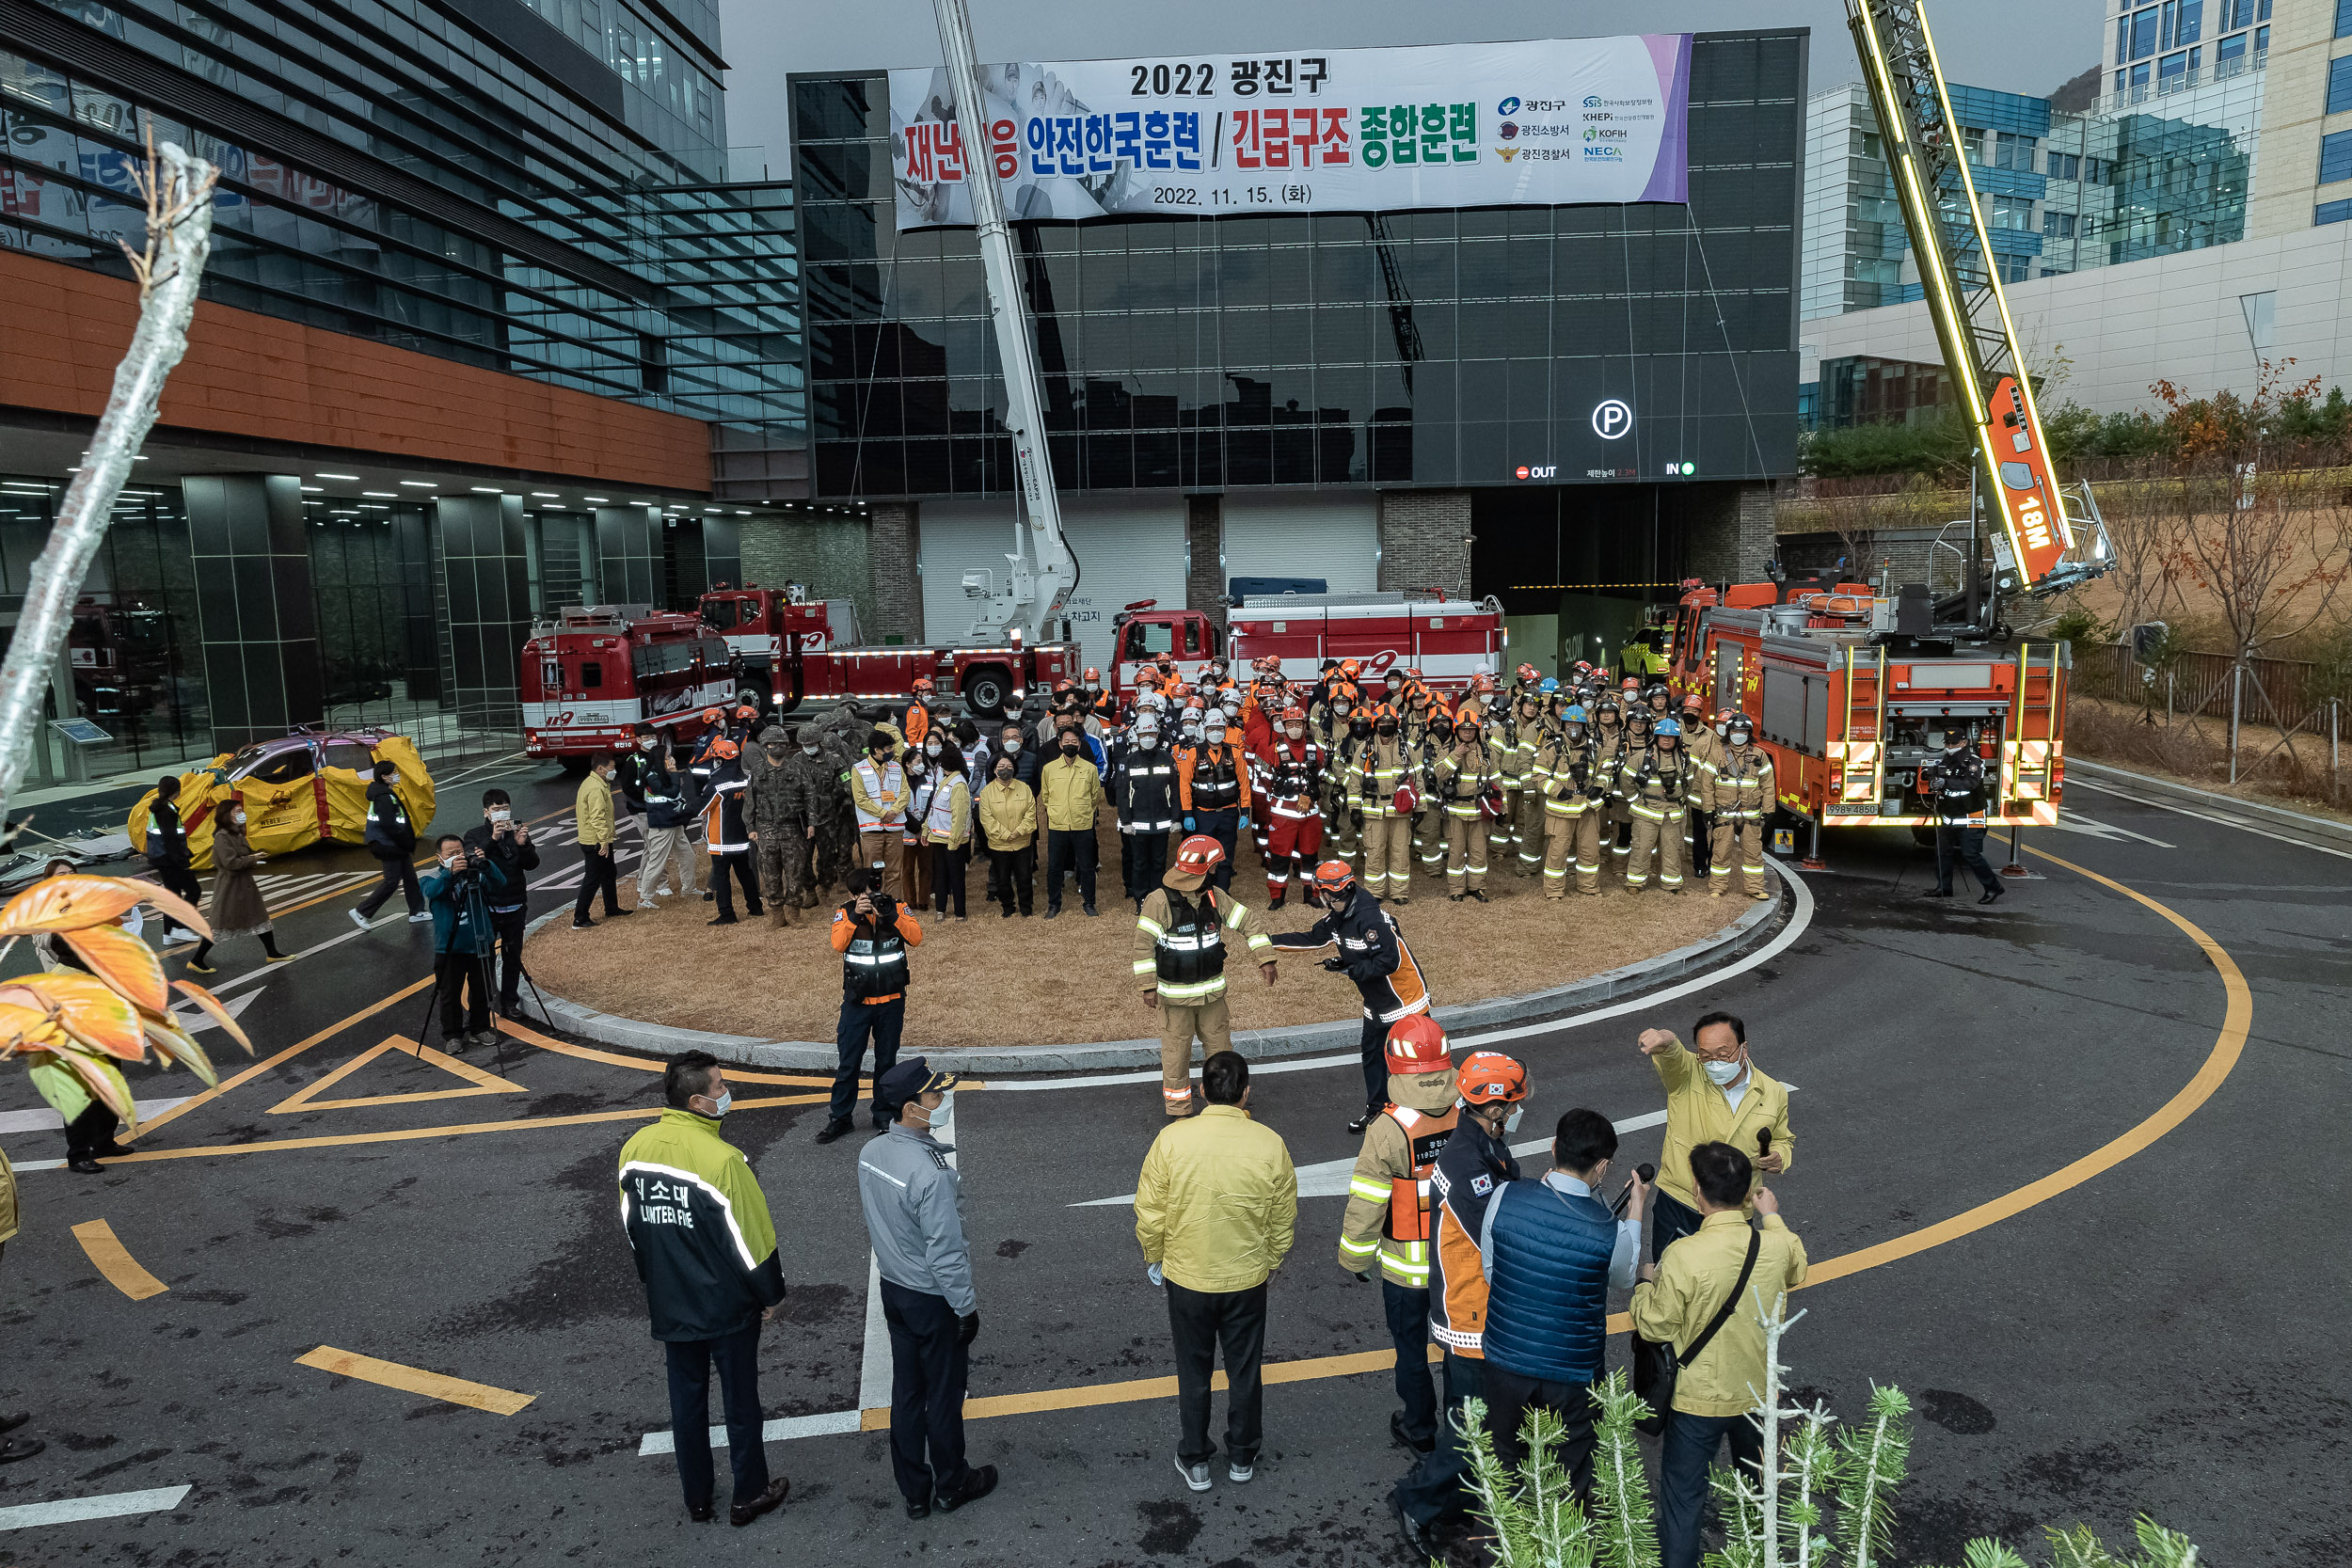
[695,582,1077,722]
[1661,578,2067,846]
[519,606,735,764]
[1104,592,1506,703]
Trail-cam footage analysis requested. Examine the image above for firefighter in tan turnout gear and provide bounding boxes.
[1432,718,1496,901]
[1624,716,1694,894]
[1134,834,1278,1117]
[1337,1015,1461,1454]
[1702,712,1777,899]
[1537,704,1613,898]
[1352,711,1418,904]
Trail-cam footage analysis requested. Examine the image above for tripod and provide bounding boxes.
[412,869,557,1080]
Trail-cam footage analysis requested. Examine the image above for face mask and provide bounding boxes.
[925,740,942,756]
[870,750,891,764]
[1285,725,1305,739]
[1503,1104,1525,1134]
[1704,1054,1745,1085]
[1060,741,1079,756]
[927,1089,955,1126]
[1204,728,1227,745]
[638,738,656,751]
[1004,738,1020,752]
[801,742,818,756]
[995,768,1013,783]
[1378,723,1397,737]
[489,807,512,823]
[766,746,787,760]
[703,1089,733,1118]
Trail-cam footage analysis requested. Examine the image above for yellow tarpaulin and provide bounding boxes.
[126,734,437,870]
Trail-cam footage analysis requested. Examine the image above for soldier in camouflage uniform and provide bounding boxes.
[744,724,800,927]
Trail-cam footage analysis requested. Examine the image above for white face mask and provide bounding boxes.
[928,1089,955,1126]
[925,740,941,756]
[1004,737,1020,752]
[638,738,656,750]
[489,807,511,823]
[1704,1054,1745,1085]
[703,1089,732,1118]
[1502,1104,1525,1134]
[801,742,818,756]
[1285,725,1305,739]
[1204,725,1227,743]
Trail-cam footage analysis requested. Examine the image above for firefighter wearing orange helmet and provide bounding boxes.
[1269,861,1433,1133]
[1253,704,1325,909]
[1349,705,1418,903]
[904,675,936,750]
[1432,715,1497,900]
[1337,1015,1460,1454]
[1133,834,1277,1117]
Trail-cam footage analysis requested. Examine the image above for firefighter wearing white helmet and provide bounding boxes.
[1134,834,1278,1117]
[1535,704,1613,899]
[1337,1013,1461,1454]
[1624,717,1693,893]
[1699,713,1776,899]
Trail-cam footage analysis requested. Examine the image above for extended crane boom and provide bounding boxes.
[1847,0,2112,601]
[930,0,1080,643]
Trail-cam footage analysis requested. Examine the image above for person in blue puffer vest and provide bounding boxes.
[1475,1106,1646,1497]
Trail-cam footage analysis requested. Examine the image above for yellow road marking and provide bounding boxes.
[495,1018,837,1088]
[295,1346,535,1416]
[70,1219,168,1300]
[268,1035,526,1114]
[128,976,435,1143]
[93,1092,830,1164]
[849,850,2253,1425]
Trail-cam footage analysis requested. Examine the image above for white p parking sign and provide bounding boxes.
[1591,399,1633,439]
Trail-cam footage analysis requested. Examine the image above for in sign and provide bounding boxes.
[1592,399,1634,439]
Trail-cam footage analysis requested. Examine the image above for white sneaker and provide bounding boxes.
[347,910,371,931]
[656,886,673,896]
[1228,1459,1253,1484]
[1173,1456,1210,1492]
[405,911,433,925]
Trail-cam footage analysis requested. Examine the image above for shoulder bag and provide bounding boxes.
[1631,1225,1761,1436]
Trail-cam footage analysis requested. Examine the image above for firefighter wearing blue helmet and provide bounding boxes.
[1535,703,1612,898]
[1625,717,1692,893]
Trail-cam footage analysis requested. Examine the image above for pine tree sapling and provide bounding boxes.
[1833,1384,1914,1568]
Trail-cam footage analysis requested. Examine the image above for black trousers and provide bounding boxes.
[833,996,905,1125]
[488,907,528,1010]
[63,1100,119,1163]
[357,853,421,919]
[147,861,202,923]
[1688,809,1713,879]
[880,1278,971,1506]
[989,847,1034,914]
[1651,1186,1704,1264]
[1356,1014,1389,1111]
[710,850,762,918]
[1167,1277,1267,1465]
[1383,1281,1438,1448]
[1120,829,1167,901]
[1044,827,1097,911]
[1393,1349,1486,1528]
[663,1323,769,1510]
[1485,1364,1602,1497]
[572,844,621,921]
[1660,1408,1765,1568]
[929,842,968,917]
[1934,823,2003,895]
[435,949,492,1039]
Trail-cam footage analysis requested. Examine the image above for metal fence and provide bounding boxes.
[2072,643,2333,732]
[2071,640,2344,801]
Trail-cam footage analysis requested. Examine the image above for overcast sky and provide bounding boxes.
[711,0,2105,178]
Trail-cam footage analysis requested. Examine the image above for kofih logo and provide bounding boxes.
[1583,126,1627,141]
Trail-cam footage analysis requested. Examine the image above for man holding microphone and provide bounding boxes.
[1636,1013,1795,1259]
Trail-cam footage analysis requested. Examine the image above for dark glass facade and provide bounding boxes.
[0,0,801,453]
[791,30,1804,500]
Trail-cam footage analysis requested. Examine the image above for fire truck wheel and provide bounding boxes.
[731,676,771,713]
[961,666,1011,723]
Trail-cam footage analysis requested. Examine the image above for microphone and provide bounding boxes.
[1611,1161,1658,1217]
[1757,1129,1772,1161]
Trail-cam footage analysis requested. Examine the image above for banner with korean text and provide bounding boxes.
[889,35,1691,229]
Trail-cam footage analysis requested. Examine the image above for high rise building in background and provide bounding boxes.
[1801,0,2352,424]
[0,0,818,775]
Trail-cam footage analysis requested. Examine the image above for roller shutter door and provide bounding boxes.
[919,499,1184,675]
[1219,495,1378,596]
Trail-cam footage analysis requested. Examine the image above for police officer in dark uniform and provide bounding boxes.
[1924,730,2006,905]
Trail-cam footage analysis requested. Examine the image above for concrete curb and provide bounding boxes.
[2068,758,2352,852]
[522,877,1792,1074]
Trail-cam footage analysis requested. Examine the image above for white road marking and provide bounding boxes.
[0,1484,192,1530]
[2067,778,2352,861]
[636,1410,860,1457]
[1002,860,1815,1095]
[2048,812,2174,849]
[0,1096,190,1136]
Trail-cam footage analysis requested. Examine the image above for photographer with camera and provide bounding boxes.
[1923,728,2005,905]
[817,867,926,1146]
[421,832,508,1053]
[461,789,540,1021]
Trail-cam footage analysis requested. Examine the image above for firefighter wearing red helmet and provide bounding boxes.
[1269,861,1433,1133]
[1134,834,1277,1117]
[1392,1050,1529,1544]
[1337,1015,1460,1454]
[1253,704,1325,909]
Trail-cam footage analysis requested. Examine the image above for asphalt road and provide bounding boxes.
[0,759,2342,1568]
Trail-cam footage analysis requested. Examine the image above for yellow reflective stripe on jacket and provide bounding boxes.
[1155,975,1228,1003]
[1339,1232,1379,1259]
[1136,915,1168,938]
[1132,958,1158,975]
[1348,1174,1391,1203]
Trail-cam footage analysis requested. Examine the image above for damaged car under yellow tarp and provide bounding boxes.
[125,729,437,870]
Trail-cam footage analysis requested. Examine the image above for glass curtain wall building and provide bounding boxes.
[0,0,802,468]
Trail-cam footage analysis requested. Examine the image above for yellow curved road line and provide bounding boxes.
[71,1219,169,1300]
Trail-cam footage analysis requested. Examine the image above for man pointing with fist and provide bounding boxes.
[1637,1012,1795,1260]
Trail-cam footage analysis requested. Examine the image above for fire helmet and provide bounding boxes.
[1174,834,1226,876]
[1311,860,1357,898]
[1385,1015,1454,1076]
[1457,1051,1530,1105]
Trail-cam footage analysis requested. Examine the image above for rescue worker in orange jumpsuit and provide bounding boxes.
[1255,705,1325,909]
[1338,1016,1460,1454]
[1176,709,1251,892]
[903,677,937,750]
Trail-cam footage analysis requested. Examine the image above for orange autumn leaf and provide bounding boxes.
[0,973,148,1062]
[167,980,254,1056]
[0,875,141,935]
[58,924,168,1014]
[0,1001,56,1052]
[133,879,210,942]
[141,1016,218,1086]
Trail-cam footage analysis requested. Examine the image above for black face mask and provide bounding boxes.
[1060,742,1079,756]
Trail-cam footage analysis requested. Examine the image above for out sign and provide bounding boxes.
[1515,464,1557,480]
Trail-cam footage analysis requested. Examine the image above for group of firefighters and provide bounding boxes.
[1093,654,1781,908]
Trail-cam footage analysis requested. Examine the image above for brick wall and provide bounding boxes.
[868,502,922,642]
[1377,489,1471,595]
[1185,494,1223,620]
[739,514,878,636]
[1684,482,1778,585]
[0,248,709,491]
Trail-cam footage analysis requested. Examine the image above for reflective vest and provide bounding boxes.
[702,774,750,853]
[843,918,911,1000]
[852,757,904,831]
[1375,1103,1459,1287]
[1151,890,1227,1001]
[1187,745,1242,811]
[924,775,961,836]
[1437,748,1491,818]
[1354,738,1410,816]
[1264,740,1321,818]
